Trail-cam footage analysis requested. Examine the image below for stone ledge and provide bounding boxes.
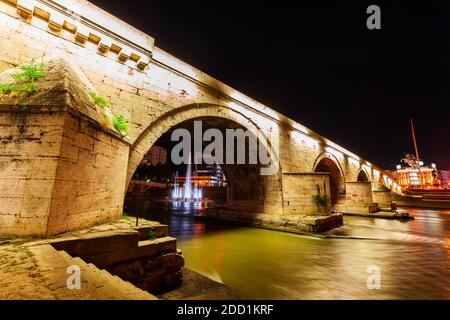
[50,229,140,256]
[341,211,414,220]
[0,0,154,70]
[204,208,344,233]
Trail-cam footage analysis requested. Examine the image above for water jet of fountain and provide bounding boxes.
[171,153,203,202]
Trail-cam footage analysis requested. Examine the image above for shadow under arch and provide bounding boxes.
[357,168,371,182]
[312,152,346,206]
[126,103,283,214]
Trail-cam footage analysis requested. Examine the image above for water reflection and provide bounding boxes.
[125,196,449,300]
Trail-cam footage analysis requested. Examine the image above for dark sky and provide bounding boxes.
[90,0,450,170]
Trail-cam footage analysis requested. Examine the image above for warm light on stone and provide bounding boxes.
[0,0,399,237]
[48,11,64,32]
[16,0,33,20]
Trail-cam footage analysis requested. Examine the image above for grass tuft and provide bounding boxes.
[112,115,128,135]
[90,92,108,108]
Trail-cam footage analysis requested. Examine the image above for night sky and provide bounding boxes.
[90,0,450,170]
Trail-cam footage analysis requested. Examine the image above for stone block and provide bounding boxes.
[108,258,146,281]
[0,197,22,215]
[134,225,169,240]
[155,237,177,252]
[83,239,161,268]
[51,230,140,256]
[20,197,51,218]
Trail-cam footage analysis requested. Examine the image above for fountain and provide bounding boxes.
[171,158,203,202]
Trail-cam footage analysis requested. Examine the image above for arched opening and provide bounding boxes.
[314,157,345,206]
[357,170,370,182]
[124,110,283,228]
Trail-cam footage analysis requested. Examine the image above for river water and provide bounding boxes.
[126,198,449,300]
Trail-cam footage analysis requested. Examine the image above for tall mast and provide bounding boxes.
[410,118,423,188]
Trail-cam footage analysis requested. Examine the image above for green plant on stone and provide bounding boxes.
[112,115,128,135]
[90,92,108,108]
[121,212,130,220]
[3,61,46,106]
[12,61,45,82]
[0,84,13,94]
[313,193,328,207]
[17,102,30,107]
[376,184,391,192]
[19,82,38,95]
[147,229,156,240]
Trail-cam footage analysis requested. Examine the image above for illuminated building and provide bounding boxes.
[176,154,227,187]
[141,145,167,167]
[394,162,441,189]
[439,170,449,187]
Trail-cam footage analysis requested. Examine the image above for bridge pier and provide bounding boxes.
[0,61,130,237]
[282,172,332,215]
[342,182,377,213]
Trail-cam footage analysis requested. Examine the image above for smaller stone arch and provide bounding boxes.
[357,169,370,182]
[127,103,280,186]
[125,103,284,215]
[313,153,346,206]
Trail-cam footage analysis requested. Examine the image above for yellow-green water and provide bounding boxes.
[126,198,449,299]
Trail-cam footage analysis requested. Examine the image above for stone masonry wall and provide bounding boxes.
[0,107,65,236]
[372,191,392,207]
[0,105,129,237]
[46,109,130,236]
[282,173,331,215]
[344,182,375,213]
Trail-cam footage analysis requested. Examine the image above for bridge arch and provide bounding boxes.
[357,169,371,182]
[312,153,346,206]
[127,103,283,213]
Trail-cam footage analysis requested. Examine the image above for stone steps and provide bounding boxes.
[74,260,157,300]
[28,244,157,300]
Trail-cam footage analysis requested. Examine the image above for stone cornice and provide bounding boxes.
[2,0,153,70]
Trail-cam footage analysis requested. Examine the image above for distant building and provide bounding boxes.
[395,162,441,189]
[141,145,167,167]
[195,154,226,187]
[175,154,227,187]
[440,170,449,187]
[194,162,226,187]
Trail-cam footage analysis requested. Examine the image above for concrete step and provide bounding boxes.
[87,263,156,300]
[57,250,74,261]
[83,262,156,300]
[135,224,169,240]
[115,275,156,300]
[69,256,89,267]
[82,263,134,299]
[29,245,97,299]
[28,244,157,300]
[149,236,177,253]
[104,271,157,300]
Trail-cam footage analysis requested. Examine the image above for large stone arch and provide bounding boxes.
[126,103,283,214]
[313,152,346,205]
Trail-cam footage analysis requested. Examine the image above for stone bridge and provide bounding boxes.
[0,0,399,237]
